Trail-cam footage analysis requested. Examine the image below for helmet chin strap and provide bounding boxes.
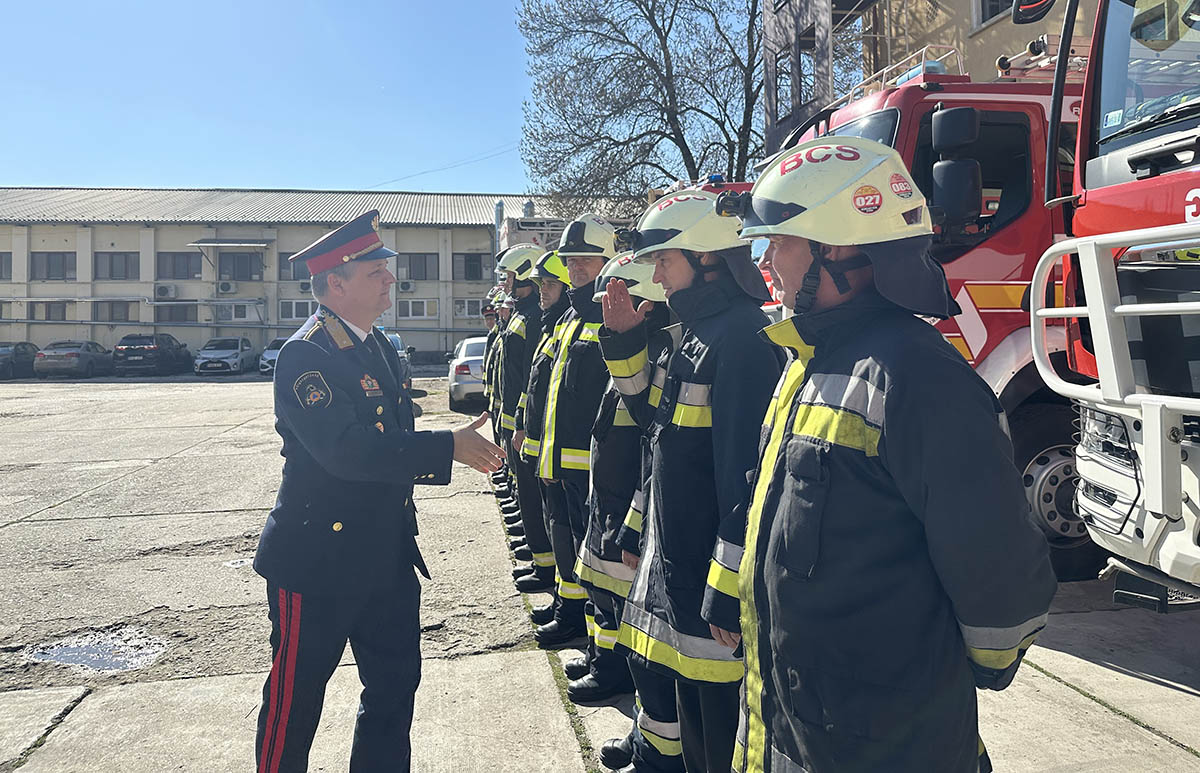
[793,242,872,315]
[682,249,724,278]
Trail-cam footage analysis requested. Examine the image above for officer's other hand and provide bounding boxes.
[602,279,651,334]
[452,413,506,473]
[621,550,640,570]
[512,429,526,453]
[710,623,741,650]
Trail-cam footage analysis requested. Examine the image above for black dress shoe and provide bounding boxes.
[513,546,533,562]
[512,564,536,579]
[506,524,525,537]
[534,618,586,647]
[515,571,555,593]
[599,734,634,770]
[567,672,635,705]
[530,602,555,626]
[563,655,590,681]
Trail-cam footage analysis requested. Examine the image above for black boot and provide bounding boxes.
[534,618,586,647]
[501,501,520,514]
[506,523,525,537]
[563,655,590,681]
[530,602,556,626]
[513,545,533,562]
[494,486,512,499]
[512,564,536,579]
[515,570,555,593]
[503,512,523,525]
[599,734,634,770]
[567,672,636,705]
[508,537,527,551]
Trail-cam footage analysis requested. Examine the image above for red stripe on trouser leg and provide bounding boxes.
[269,592,302,773]
[259,588,289,773]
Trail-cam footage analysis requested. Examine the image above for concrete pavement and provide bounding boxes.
[1,378,1199,771]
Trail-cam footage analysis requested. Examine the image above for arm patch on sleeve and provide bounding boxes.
[294,370,332,409]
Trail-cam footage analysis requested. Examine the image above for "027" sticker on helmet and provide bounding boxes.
[853,185,883,214]
[889,173,914,199]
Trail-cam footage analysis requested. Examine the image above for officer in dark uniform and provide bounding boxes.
[253,210,505,773]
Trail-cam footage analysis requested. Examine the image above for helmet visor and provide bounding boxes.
[559,221,605,255]
[738,196,809,233]
[616,227,683,262]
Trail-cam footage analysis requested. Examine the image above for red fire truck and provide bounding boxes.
[1022,0,1200,608]
[755,46,1107,580]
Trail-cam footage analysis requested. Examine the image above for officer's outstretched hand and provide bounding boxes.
[710,623,741,650]
[452,413,506,474]
[602,278,652,334]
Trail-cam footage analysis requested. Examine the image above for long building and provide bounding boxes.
[0,188,552,359]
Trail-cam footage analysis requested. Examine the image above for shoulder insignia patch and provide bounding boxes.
[302,320,326,342]
[294,370,333,409]
[323,317,356,350]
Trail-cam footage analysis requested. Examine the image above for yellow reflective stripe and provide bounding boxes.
[671,403,712,428]
[532,551,555,568]
[613,404,636,427]
[579,322,602,342]
[518,392,528,410]
[649,384,662,408]
[500,412,516,431]
[509,316,527,337]
[576,561,634,599]
[561,447,591,471]
[791,403,881,457]
[706,560,739,598]
[558,578,588,600]
[624,504,643,534]
[605,348,649,379]
[642,727,683,758]
[617,623,745,683]
[733,740,746,773]
[539,317,583,478]
[740,356,811,773]
[967,631,1040,670]
[521,436,541,457]
[585,613,596,638]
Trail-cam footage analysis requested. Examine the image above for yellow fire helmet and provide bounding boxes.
[532,250,570,286]
[617,189,745,264]
[717,136,956,318]
[496,243,543,284]
[592,251,667,304]
[558,214,617,260]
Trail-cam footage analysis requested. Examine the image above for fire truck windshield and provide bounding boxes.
[824,108,900,147]
[1095,0,1200,152]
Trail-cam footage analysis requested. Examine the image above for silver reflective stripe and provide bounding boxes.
[621,599,741,663]
[630,487,645,512]
[677,381,711,406]
[578,544,636,582]
[651,366,667,389]
[713,538,743,572]
[638,709,680,739]
[959,613,1048,650]
[769,744,809,772]
[614,370,651,395]
[799,372,885,426]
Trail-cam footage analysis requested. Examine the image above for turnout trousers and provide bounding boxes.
[586,587,632,687]
[255,567,421,773]
[675,679,740,773]
[543,479,586,625]
[508,440,554,574]
[629,660,686,772]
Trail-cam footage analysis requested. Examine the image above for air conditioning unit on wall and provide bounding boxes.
[154,284,178,299]
[217,281,238,294]
[299,281,312,293]
[397,280,416,293]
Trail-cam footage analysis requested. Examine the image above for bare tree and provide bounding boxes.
[518,0,763,216]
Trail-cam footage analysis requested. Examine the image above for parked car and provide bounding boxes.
[446,336,487,412]
[259,337,288,377]
[33,341,115,379]
[0,342,39,379]
[194,337,257,375]
[385,333,416,390]
[114,333,192,375]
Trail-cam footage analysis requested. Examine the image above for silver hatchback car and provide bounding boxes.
[446,336,487,412]
[34,340,115,379]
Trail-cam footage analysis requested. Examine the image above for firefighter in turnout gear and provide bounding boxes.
[717,136,1057,773]
[534,214,618,648]
[513,250,574,622]
[601,190,783,773]
[496,244,558,591]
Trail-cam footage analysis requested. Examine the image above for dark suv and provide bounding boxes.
[0,342,39,379]
[114,333,192,375]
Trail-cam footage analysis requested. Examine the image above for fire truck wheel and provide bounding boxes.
[1011,402,1109,582]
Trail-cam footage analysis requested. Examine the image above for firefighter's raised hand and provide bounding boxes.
[602,278,652,334]
[710,623,741,650]
[622,550,640,570]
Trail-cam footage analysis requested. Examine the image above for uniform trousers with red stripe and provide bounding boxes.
[256,566,421,773]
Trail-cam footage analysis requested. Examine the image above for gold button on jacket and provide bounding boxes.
[332,521,343,532]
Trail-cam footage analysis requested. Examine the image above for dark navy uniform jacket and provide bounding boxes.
[254,306,453,596]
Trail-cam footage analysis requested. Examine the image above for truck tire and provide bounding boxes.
[1010,402,1108,582]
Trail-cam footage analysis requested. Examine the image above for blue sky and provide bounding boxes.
[2,1,533,193]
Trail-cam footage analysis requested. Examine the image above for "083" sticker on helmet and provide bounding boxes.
[889,173,914,199]
[853,185,883,214]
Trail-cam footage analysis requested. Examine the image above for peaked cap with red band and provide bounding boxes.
[289,209,397,275]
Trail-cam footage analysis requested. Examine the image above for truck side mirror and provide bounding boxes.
[1011,0,1057,24]
[933,159,983,228]
[932,107,979,153]
[406,346,416,357]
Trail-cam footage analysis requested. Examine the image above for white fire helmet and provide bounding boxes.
[592,251,667,304]
[558,214,618,260]
[617,190,745,264]
[496,243,543,283]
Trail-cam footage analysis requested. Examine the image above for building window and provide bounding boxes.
[215,303,250,321]
[31,301,68,321]
[279,300,318,321]
[0,252,11,280]
[775,49,793,121]
[979,0,1008,24]
[155,303,198,323]
[454,298,484,318]
[453,253,494,281]
[277,253,311,281]
[94,301,134,322]
[397,254,439,281]
[157,252,203,280]
[397,299,438,319]
[30,252,77,281]
[94,252,140,281]
[0,302,9,319]
[219,252,263,281]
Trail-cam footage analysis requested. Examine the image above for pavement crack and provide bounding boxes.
[1,686,92,772]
